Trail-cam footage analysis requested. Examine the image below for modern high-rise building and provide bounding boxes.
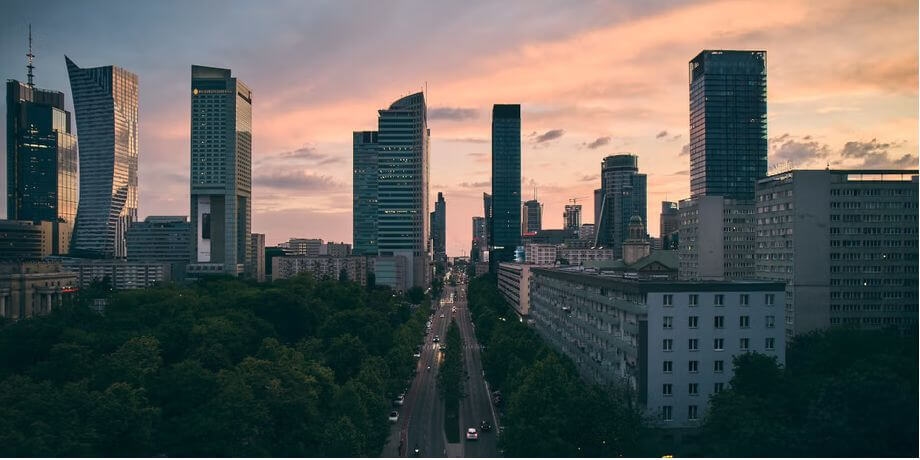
[593,188,603,227]
[126,216,190,281]
[431,192,446,263]
[595,154,647,257]
[754,169,919,337]
[353,130,378,256]
[491,104,521,269]
[660,201,680,248]
[564,204,582,232]
[374,92,429,290]
[7,67,78,256]
[65,56,138,258]
[483,192,493,245]
[187,65,252,276]
[471,216,487,262]
[689,50,767,200]
[522,199,542,234]
[248,233,265,282]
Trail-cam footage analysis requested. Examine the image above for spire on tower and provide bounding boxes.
[26,24,35,88]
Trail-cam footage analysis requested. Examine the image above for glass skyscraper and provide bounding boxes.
[490,104,521,269]
[430,192,446,263]
[6,80,77,255]
[352,130,378,256]
[595,154,647,258]
[522,199,542,234]
[188,65,252,276]
[689,50,767,200]
[66,56,138,259]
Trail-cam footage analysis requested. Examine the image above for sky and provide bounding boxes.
[2,0,917,256]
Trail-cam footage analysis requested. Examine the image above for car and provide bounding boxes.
[440,313,445,318]
[466,428,479,440]
[433,335,440,343]
[412,351,421,358]
[394,394,405,406]
[388,411,399,423]
[480,420,493,432]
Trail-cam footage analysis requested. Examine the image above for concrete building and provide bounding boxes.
[284,238,324,256]
[248,233,265,282]
[491,104,522,268]
[188,65,252,277]
[660,201,680,248]
[0,220,52,259]
[678,196,755,281]
[529,266,785,428]
[353,130,379,256]
[325,242,352,257]
[497,262,534,317]
[564,204,582,232]
[525,244,557,266]
[66,57,138,258]
[559,247,615,266]
[0,261,76,320]
[126,216,190,281]
[522,199,542,234]
[596,154,647,258]
[431,192,447,264]
[755,169,919,337]
[62,259,170,290]
[579,223,595,243]
[272,255,368,286]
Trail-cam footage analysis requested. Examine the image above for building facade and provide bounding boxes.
[559,247,615,266]
[126,216,190,281]
[0,220,52,259]
[272,255,369,286]
[678,196,755,281]
[188,65,252,277]
[754,169,919,337]
[325,242,352,257]
[596,154,647,258]
[660,201,680,247]
[522,199,542,234]
[6,80,78,255]
[248,233,265,282]
[353,130,379,256]
[491,104,521,268]
[689,50,767,201]
[525,243,557,266]
[497,262,534,317]
[0,261,76,320]
[65,57,138,258]
[431,192,447,263]
[62,259,170,290]
[564,204,582,232]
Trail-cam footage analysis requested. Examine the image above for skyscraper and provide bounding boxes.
[374,92,429,289]
[7,39,77,256]
[564,204,582,232]
[689,50,767,200]
[483,192,492,245]
[593,188,603,226]
[188,65,252,276]
[431,192,446,263]
[490,104,521,269]
[65,56,138,258]
[660,201,679,248]
[353,130,378,256]
[522,199,542,234]
[595,154,647,257]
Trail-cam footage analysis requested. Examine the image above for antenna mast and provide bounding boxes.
[26,24,35,87]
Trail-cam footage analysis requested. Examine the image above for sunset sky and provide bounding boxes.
[2,0,917,256]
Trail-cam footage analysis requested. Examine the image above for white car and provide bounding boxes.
[388,411,399,423]
[440,313,446,318]
[466,428,479,440]
[394,394,405,406]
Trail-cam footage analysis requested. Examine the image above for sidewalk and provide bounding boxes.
[380,422,403,457]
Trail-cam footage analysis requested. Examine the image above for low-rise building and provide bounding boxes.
[272,255,369,286]
[558,247,615,265]
[61,259,170,290]
[0,261,76,320]
[126,216,190,281]
[0,220,53,259]
[525,244,557,266]
[497,262,534,317]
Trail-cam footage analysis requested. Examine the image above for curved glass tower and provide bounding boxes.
[65,56,138,258]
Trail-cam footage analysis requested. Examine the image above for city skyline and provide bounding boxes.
[1,0,917,256]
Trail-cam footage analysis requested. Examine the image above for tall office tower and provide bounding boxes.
[374,92,429,290]
[595,154,647,258]
[689,50,767,200]
[7,67,77,255]
[564,204,582,232]
[755,169,919,338]
[248,233,265,282]
[522,199,542,234]
[483,192,492,245]
[353,130,378,256]
[65,56,138,258]
[471,216,487,262]
[126,216,190,281]
[660,201,680,248]
[430,192,446,263]
[490,104,521,269]
[188,65,252,276]
[593,188,603,226]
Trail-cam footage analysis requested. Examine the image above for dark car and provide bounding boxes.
[480,420,493,432]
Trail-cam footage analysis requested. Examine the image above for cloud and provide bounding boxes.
[457,180,491,188]
[835,138,917,169]
[770,135,831,166]
[280,146,323,160]
[578,174,600,182]
[532,129,565,143]
[259,145,345,166]
[429,107,479,121]
[584,136,611,149]
[678,143,690,156]
[253,170,345,191]
[656,130,668,139]
[442,137,489,144]
[840,138,898,159]
[466,152,487,159]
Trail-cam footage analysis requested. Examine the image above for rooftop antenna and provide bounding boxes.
[26,24,35,88]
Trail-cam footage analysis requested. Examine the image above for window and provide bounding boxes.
[688,405,699,421]
[714,382,724,393]
[740,338,750,350]
[765,315,775,328]
[689,294,698,307]
[689,360,699,373]
[714,360,724,373]
[713,338,724,351]
[663,360,673,373]
[689,339,699,351]
[740,294,750,306]
[688,316,699,328]
[765,337,775,350]
[740,315,750,328]
[663,294,673,306]
[663,339,673,352]
[714,315,724,328]
[765,293,775,305]
[663,316,673,329]
[714,294,724,306]
[662,383,672,396]
[661,406,672,422]
[688,383,699,396]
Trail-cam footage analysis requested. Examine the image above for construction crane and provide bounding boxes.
[567,196,589,205]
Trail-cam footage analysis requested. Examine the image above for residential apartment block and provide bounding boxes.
[271,255,369,286]
[678,196,755,281]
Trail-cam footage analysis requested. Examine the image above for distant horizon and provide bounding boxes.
[2,0,917,256]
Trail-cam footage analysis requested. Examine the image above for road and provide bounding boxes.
[400,277,500,458]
